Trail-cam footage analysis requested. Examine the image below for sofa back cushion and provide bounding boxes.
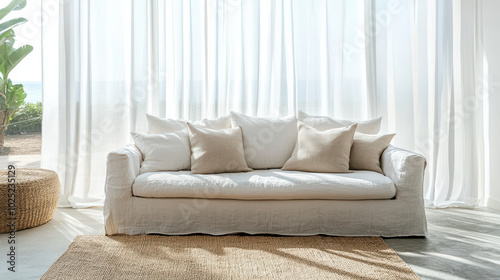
[282,122,357,173]
[131,131,191,173]
[147,114,231,134]
[188,123,252,174]
[230,112,297,169]
[297,110,381,134]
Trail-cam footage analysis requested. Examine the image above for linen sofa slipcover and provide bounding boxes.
[104,144,427,237]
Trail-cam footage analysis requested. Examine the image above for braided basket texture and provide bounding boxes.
[0,168,60,233]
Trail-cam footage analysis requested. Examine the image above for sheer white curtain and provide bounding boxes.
[374,0,486,207]
[41,0,486,208]
[413,0,486,207]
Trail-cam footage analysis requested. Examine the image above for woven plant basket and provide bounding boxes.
[0,168,60,233]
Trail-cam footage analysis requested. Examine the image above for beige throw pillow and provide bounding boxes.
[349,133,395,173]
[282,122,357,173]
[188,123,252,174]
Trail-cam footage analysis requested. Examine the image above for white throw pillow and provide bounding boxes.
[230,112,297,169]
[131,131,191,173]
[297,110,381,134]
[188,123,252,174]
[146,114,231,134]
[282,122,357,173]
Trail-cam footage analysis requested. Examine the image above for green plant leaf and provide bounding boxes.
[0,44,32,78]
[0,28,14,42]
[13,0,26,10]
[0,80,26,125]
[7,82,26,105]
[0,18,26,35]
[0,42,11,78]
[0,31,15,53]
[0,0,26,21]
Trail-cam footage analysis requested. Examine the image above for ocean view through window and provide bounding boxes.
[21,82,42,104]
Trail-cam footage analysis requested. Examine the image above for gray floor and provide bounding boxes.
[385,207,500,280]
[0,207,499,280]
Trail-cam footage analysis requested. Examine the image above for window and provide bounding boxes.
[1,0,42,157]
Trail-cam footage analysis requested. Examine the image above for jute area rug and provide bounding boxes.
[42,235,419,280]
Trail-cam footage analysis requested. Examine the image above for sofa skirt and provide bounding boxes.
[105,195,427,237]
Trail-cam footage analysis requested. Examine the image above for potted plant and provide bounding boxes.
[0,0,33,148]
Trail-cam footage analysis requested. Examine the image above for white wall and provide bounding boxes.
[483,0,500,211]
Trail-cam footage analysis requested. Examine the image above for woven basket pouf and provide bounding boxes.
[0,168,60,233]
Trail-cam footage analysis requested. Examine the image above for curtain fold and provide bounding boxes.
[410,0,485,207]
[42,0,486,208]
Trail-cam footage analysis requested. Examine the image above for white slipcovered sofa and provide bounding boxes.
[104,144,427,237]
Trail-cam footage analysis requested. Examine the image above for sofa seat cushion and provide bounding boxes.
[132,170,396,200]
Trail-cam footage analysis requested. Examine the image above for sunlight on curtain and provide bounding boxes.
[144,0,370,120]
[41,0,486,208]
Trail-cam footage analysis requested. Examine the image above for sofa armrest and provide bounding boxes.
[105,144,142,235]
[105,144,142,191]
[381,145,427,199]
